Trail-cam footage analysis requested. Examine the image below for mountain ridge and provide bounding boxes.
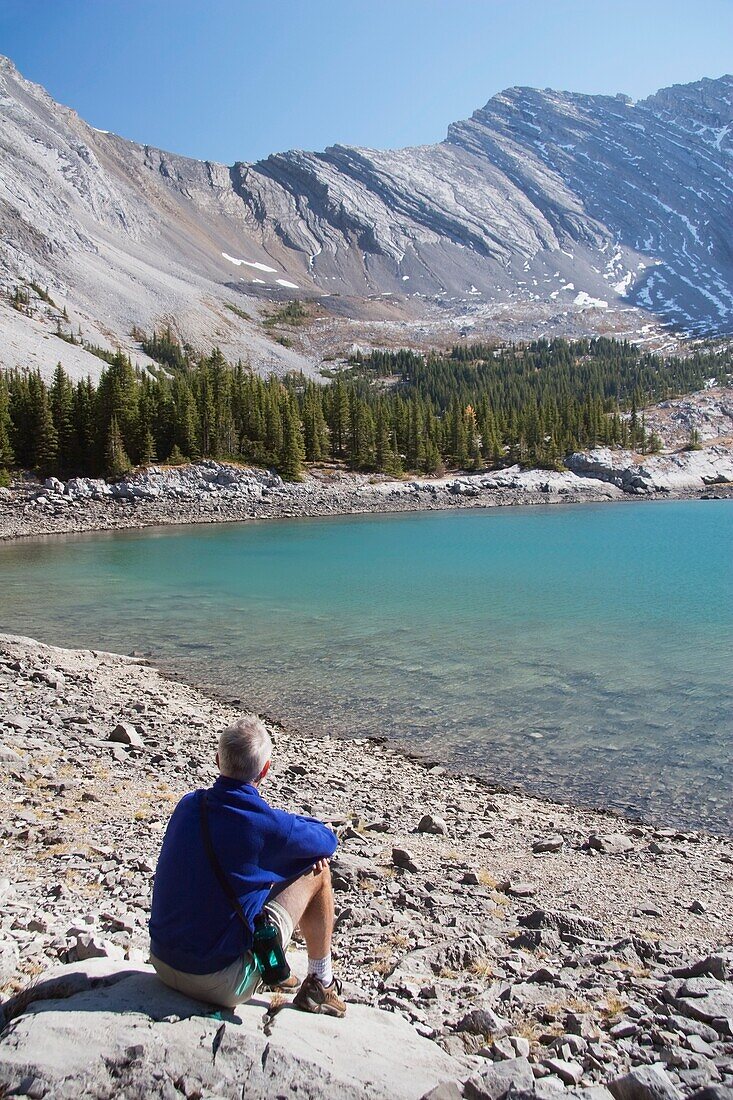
[1,55,731,380]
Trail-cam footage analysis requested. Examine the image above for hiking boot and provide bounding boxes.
[265,972,301,992]
[292,974,347,1017]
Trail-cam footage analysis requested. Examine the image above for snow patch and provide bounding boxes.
[711,124,731,150]
[276,279,300,289]
[222,252,277,273]
[612,272,634,296]
[574,292,608,309]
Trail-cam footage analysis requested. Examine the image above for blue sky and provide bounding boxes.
[2,0,731,164]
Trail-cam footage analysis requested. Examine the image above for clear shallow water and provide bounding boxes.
[1,501,731,833]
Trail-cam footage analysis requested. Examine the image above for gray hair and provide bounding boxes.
[218,716,272,783]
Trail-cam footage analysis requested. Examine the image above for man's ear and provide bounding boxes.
[215,750,220,769]
[259,759,271,782]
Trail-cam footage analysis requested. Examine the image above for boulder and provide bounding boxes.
[420,1083,465,1100]
[456,1007,511,1037]
[0,936,19,985]
[417,814,449,836]
[0,744,23,765]
[672,956,729,981]
[65,477,111,500]
[463,1057,535,1100]
[108,722,144,748]
[609,1065,683,1100]
[542,1057,584,1085]
[668,976,733,1035]
[518,909,605,941]
[0,961,465,1099]
[532,834,564,853]
[70,933,125,962]
[588,833,634,855]
[393,847,419,872]
[566,447,733,495]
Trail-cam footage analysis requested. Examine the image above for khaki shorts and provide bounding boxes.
[150,899,294,1008]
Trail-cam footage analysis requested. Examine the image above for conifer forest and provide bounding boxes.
[0,330,729,483]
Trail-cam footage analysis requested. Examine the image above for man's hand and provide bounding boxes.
[313,858,330,874]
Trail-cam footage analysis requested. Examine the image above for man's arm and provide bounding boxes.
[262,809,337,881]
[286,812,338,864]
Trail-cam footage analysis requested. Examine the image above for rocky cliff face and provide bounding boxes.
[233,75,733,330]
[1,56,731,378]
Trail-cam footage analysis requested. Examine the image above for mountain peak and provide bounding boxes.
[1,56,732,384]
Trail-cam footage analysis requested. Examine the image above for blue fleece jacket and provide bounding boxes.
[149,776,337,974]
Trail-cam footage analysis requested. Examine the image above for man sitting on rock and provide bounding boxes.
[149,715,346,1016]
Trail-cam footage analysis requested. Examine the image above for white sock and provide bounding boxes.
[307,954,333,986]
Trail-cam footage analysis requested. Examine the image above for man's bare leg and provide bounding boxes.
[269,863,334,959]
[268,864,345,1014]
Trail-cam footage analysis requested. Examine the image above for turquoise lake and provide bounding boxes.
[1,500,731,833]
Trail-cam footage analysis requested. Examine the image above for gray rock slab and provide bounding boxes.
[669,977,733,1034]
[0,962,465,1100]
[464,1057,535,1100]
[609,1064,683,1100]
[518,908,605,941]
[671,956,729,981]
[588,833,634,855]
[687,1088,733,1100]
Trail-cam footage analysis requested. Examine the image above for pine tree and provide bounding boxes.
[375,403,397,475]
[95,353,139,467]
[328,376,350,457]
[138,427,157,467]
[264,384,284,461]
[300,384,327,463]
[465,405,482,469]
[406,398,425,471]
[105,414,132,478]
[50,363,75,476]
[73,379,96,474]
[27,372,58,477]
[197,363,217,457]
[280,397,305,481]
[171,379,200,460]
[167,444,185,465]
[0,373,14,472]
[687,427,702,451]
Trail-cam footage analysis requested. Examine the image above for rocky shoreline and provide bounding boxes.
[0,633,731,1098]
[1,446,732,542]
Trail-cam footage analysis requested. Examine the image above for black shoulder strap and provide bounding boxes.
[198,791,250,929]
